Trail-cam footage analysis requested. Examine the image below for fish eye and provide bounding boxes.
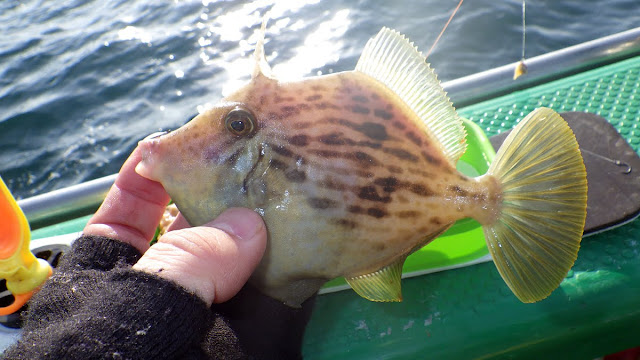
[225,107,256,136]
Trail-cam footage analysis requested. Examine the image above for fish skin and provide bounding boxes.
[137,27,586,307]
[137,66,501,306]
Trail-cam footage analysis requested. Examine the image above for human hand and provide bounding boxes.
[83,147,267,306]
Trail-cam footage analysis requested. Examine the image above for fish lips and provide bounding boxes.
[135,131,169,182]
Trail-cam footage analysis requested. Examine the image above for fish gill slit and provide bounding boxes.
[242,144,265,194]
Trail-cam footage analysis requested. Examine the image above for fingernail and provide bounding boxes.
[207,208,264,242]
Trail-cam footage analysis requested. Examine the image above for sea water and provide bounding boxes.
[1,0,639,199]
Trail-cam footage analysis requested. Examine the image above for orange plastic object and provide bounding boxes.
[0,176,52,316]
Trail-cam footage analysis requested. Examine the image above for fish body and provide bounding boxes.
[137,27,587,307]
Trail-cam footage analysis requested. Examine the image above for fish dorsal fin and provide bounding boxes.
[355,27,466,165]
[345,256,405,302]
[252,16,273,79]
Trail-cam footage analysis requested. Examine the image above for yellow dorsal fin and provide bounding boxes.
[355,27,466,165]
[252,16,273,79]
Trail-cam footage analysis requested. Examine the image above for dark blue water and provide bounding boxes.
[2,0,639,199]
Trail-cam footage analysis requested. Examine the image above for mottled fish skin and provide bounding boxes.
[138,26,587,306]
[138,69,501,306]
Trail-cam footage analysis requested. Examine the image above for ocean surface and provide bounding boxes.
[1,0,639,199]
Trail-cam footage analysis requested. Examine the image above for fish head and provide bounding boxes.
[136,20,286,225]
[136,74,281,225]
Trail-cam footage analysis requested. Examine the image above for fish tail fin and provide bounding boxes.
[483,107,587,303]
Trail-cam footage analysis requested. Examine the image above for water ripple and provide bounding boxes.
[1,0,639,198]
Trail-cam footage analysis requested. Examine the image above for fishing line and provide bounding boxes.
[521,0,526,60]
[513,0,528,79]
[425,0,464,60]
[581,148,632,174]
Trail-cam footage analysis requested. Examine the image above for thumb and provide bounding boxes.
[132,208,267,306]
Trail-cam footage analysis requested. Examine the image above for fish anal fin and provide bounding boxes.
[346,257,405,302]
[355,27,467,165]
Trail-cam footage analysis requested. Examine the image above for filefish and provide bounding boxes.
[136,26,587,307]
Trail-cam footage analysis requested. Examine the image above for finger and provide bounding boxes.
[84,147,170,253]
[132,208,267,306]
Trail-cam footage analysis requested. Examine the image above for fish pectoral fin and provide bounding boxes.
[355,27,467,165]
[345,257,405,302]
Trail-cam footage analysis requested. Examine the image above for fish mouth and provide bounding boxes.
[135,131,169,181]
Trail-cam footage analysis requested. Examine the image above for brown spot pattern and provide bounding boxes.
[269,159,286,170]
[352,95,369,103]
[270,144,294,157]
[333,218,358,229]
[349,104,370,115]
[357,186,391,203]
[315,102,341,110]
[318,177,348,191]
[383,147,419,162]
[374,109,393,120]
[406,131,422,146]
[367,207,388,218]
[285,169,306,183]
[409,183,434,197]
[307,197,339,209]
[374,177,399,193]
[274,95,295,103]
[289,135,309,147]
[397,210,421,218]
[422,151,442,166]
[348,205,365,214]
[448,185,468,197]
[280,105,300,118]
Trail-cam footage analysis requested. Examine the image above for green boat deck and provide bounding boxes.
[28,56,640,359]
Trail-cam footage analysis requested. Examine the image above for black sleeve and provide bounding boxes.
[2,235,214,360]
[206,284,316,360]
[3,235,316,360]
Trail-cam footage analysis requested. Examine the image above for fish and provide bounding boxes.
[135,26,588,307]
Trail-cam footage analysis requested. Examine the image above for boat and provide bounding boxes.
[2,27,640,359]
